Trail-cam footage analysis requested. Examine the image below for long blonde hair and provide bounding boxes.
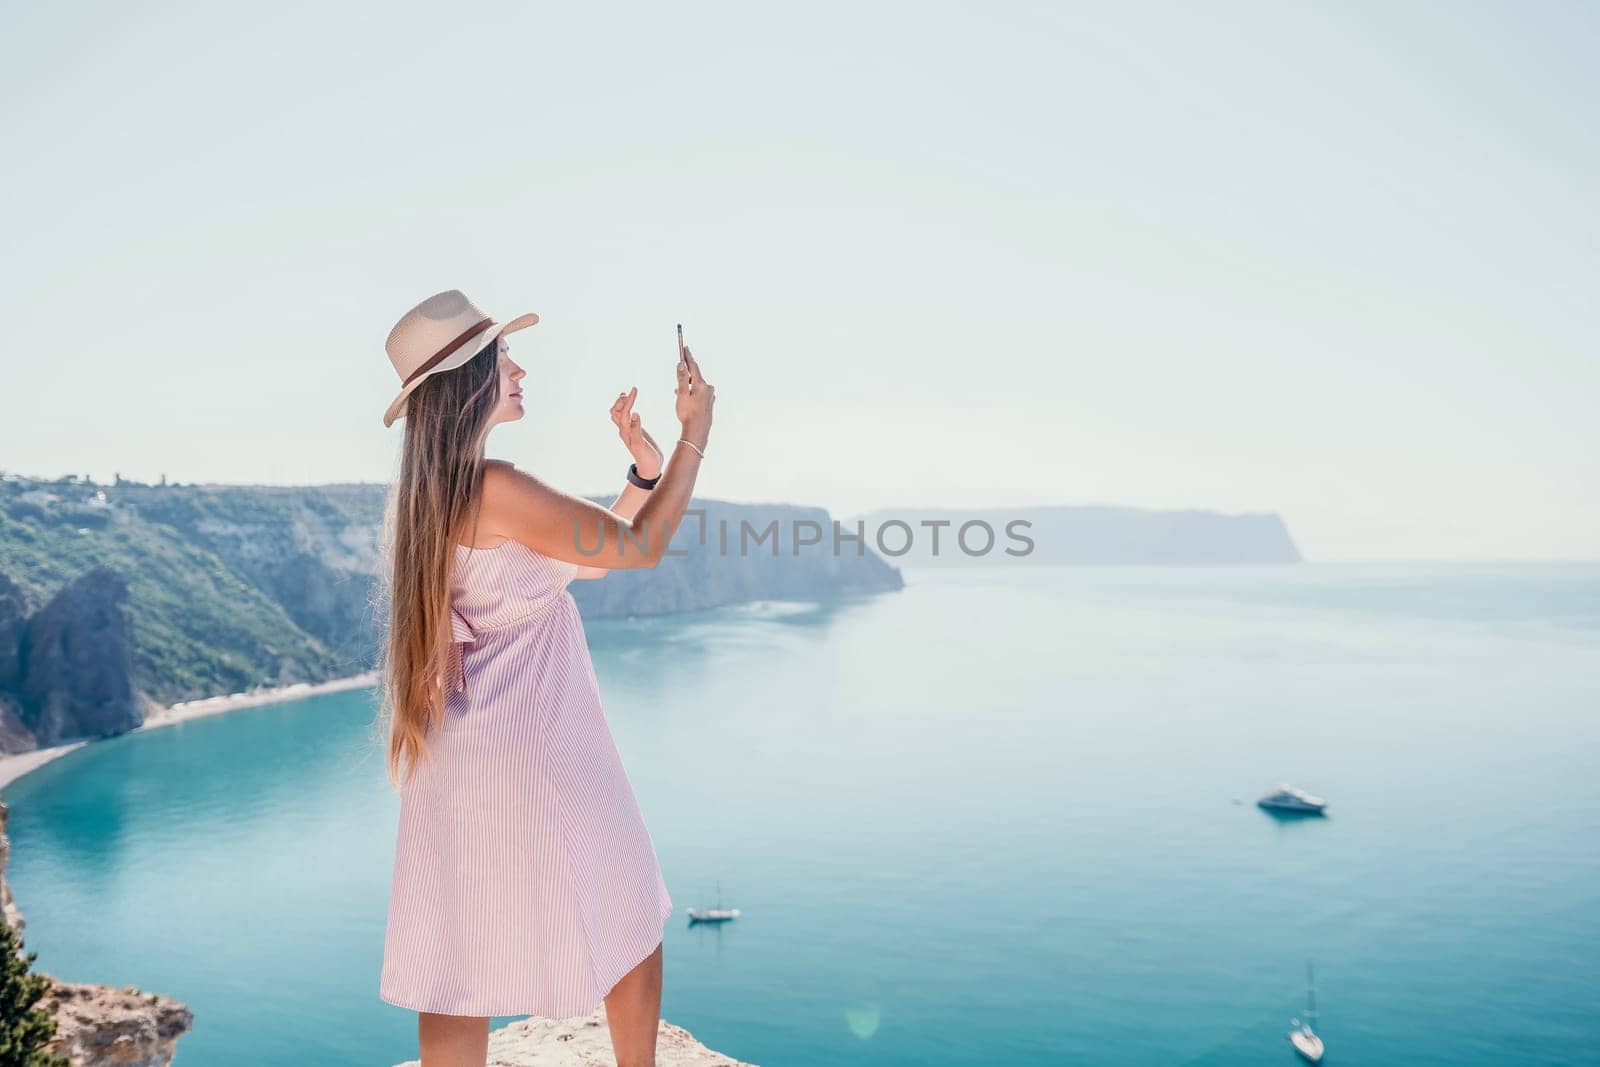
[371,338,503,789]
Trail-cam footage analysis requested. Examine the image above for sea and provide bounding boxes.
[4,562,1597,1066]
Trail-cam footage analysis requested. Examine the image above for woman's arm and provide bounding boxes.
[571,465,658,578]
[572,384,665,578]
[482,348,715,570]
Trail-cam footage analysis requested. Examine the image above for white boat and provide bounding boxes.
[687,880,741,924]
[1258,784,1327,814]
[686,906,741,922]
[1288,962,1326,1063]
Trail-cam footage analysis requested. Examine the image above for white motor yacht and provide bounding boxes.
[1257,784,1327,814]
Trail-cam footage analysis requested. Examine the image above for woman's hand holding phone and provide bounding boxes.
[675,333,714,450]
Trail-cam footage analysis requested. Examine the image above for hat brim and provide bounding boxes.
[382,312,539,428]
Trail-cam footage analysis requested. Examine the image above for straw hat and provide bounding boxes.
[382,289,539,427]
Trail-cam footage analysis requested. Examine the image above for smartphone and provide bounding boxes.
[677,322,686,364]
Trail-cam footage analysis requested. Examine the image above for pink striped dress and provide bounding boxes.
[379,537,673,1018]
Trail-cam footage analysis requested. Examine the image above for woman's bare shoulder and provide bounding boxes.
[481,457,528,490]
[478,460,561,533]
[475,460,516,532]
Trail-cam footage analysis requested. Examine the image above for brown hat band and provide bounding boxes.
[402,317,496,387]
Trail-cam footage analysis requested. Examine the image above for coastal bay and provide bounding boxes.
[5,562,1596,1065]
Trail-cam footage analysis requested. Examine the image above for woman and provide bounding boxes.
[371,289,715,1067]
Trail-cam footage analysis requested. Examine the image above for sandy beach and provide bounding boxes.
[0,670,381,791]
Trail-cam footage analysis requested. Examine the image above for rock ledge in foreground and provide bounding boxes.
[393,1003,756,1066]
[40,980,194,1067]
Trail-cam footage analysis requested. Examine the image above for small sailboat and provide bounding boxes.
[686,880,741,924]
[1288,961,1325,1063]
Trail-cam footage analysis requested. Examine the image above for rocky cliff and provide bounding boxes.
[3,567,142,748]
[0,571,34,752]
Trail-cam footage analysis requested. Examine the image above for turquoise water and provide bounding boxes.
[4,563,1598,1065]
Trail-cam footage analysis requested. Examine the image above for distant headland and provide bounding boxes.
[846,505,1302,565]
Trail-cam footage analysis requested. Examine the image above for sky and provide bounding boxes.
[1,1,1595,561]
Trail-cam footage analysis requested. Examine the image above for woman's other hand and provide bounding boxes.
[610,387,663,479]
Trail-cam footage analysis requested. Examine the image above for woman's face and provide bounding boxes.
[491,336,527,424]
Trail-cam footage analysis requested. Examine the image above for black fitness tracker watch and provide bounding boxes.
[627,463,661,490]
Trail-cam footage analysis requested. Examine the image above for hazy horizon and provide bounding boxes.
[3,2,1594,562]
